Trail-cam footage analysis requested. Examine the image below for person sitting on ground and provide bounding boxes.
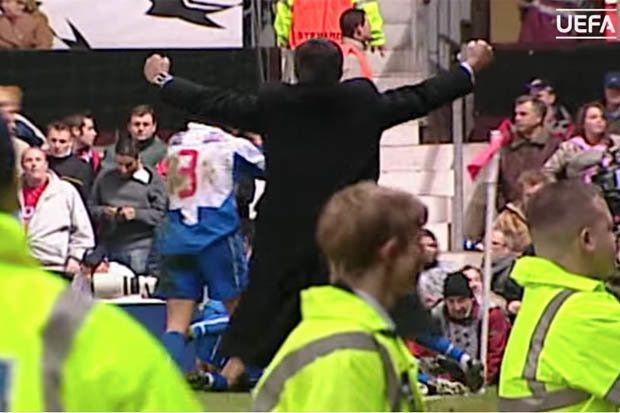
[18,147,94,278]
[253,182,426,411]
[494,169,551,255]
[486,229,523,318]
[431,271,511,385]
[416,228,459,309]
[461,264,507,310]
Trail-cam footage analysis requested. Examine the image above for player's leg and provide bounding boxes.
[155,255,203,369]
[201,231,249,388]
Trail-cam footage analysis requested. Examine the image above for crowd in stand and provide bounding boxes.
[412,70,620,388]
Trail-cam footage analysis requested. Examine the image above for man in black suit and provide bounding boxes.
[144,38,493,388]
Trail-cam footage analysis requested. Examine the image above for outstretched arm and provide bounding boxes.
[144,54,262,134]
[379,40,493,129]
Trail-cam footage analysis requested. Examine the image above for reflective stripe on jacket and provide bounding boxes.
[252,286,424,411]
[499,257,620,411]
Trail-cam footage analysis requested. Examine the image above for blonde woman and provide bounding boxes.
[0,0,53,49]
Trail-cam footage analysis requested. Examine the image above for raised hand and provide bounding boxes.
[462,40,494,73]
[144,54,171,84]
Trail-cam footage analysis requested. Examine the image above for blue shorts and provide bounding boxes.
[156,233,248,302]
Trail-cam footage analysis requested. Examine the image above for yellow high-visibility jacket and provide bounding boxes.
[0,212,201,412]
[499,256,620,411]
[253,286,424,411]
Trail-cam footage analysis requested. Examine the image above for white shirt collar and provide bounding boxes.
[131,166,151,185]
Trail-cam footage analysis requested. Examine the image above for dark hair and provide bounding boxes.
[515,95,547,121]
[419,228,437,241]
[340,8,366,38]
[0,118,14,197]
[460,264,482,274]
[63,111,93,131]
[128,104,157,123]
[294,39,343,85]
[573,101,607,139]
[527,78,554,94]
[115,136,139,159]
[46,120,69,134]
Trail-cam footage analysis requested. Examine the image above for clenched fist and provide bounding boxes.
[144,54,171,84]
[461,40,494,73]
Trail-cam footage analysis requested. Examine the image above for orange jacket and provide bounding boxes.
[290,0,352,48]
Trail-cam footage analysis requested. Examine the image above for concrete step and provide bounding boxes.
[383,22,413,50]
[441,251,483,268]
[380,120,420,146]
[379,169,454,197]
[374,74,423,92]
[379,0,415,25]
[418,195,451,224]
[426,222,450,252]
[380,143,488,171]
[367,49,415,76]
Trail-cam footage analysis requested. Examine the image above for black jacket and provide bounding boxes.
[160,68,474,366]
[48,154,94,202]
[161,68,473,269]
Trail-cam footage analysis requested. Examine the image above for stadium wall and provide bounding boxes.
[0,49,277,143]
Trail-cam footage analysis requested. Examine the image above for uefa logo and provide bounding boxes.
[555,7,618,40]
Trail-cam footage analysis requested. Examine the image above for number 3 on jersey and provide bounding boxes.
[176,149,198,199]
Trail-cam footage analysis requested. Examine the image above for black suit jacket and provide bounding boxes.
[161,68,474,271]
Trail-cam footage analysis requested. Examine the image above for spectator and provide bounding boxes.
[64,111,102,174]
[494,169,551,255]
[18,147,94,277]
[416,228,459,309]
[499,95,561,207]
[274,0,385,51]
[464,96,561,244]
[46,121,94,201]
[526,78,572,139]
[603,71,620,135]
[91,137,167,275]
[461,264,507,310]
[0,85,29,175]
[339,8,373,80]
[0,0,53,49]
[431,271,511,385]
[0,85,44,147]
[485,229,523,318]
[103,105,167,169]
[544,102,620,181]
